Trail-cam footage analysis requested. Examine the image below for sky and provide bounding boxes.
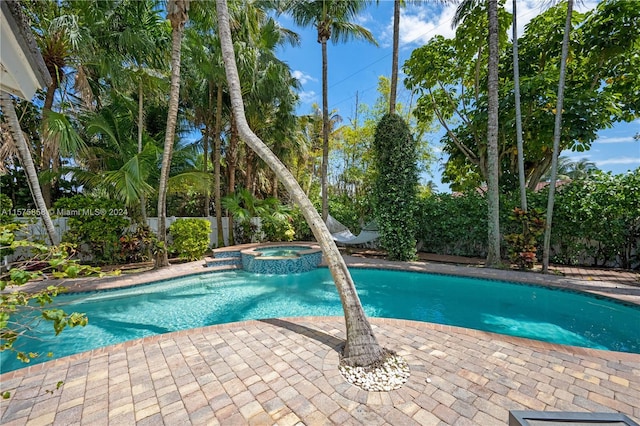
[275,1,640,193]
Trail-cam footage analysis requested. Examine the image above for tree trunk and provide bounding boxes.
[389,0,400,115]
[542,0,574,273]
[215,0,385,367]
[138,80,147,222]
[321,38,329,222]
[41,80,57,208]
[485,0,501,267]
[272,174,278,199]
[156,4,188,268]
[203,81,213,218]
[512,0,527,212]
[214,85,224,247]
[245,149,255,194]
[0,92,58,245]
[227,113,239,245]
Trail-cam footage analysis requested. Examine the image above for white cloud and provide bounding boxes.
[398,4,457,46]
[298,90,317,105]
[594,136,636,144]
[292,70,317,86]
[595,157,640,166]
[391,0,600,48]
[512,1,598,36]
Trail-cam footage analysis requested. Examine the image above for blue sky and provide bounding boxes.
[275,1,640,192]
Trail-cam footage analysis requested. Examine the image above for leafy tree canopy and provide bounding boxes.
[404,0,640,192]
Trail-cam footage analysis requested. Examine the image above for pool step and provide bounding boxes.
[206,256,242,268]
[206,249,243,270]
[212,250,242,259]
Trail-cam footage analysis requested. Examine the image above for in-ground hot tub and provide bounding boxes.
[241,244,322,274]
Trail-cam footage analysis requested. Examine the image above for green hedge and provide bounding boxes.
[417,169,639,268]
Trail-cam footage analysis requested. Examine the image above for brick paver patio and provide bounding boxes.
[1,254,639,425]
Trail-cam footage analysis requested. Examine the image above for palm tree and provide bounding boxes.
[0,93,58,245]
[453,0,501,266]
[389,0,401,115]
[215,0,386,367]
[542,0,574,273]
[512,0,527,212]
[485,0,501,267]
[283,0,377,222]
[567,158,598,180]
[156,0,190,268]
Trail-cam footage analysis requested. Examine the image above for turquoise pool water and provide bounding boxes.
[2,268,639,372]
[255,246,311,257]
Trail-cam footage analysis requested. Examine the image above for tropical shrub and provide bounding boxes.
[0,194,14,225]
[0,195,16,259]
[372,114,419,261]
[290,207,313,241]
[223,189,297,243]
[119,225,158,263]
[53,196,130,265]
[504,208,545,269]
[168,218,210,261]
[260,199,295,242]
[222,189,260,244]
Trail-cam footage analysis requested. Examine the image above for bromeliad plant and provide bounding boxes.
[505,207,545,269]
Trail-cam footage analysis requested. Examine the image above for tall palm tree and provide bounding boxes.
[485,0,501,267]
[0,93,58,245]
[389,0,401,115]
[156,0,190,268]
[453,0,501,266]
[567,158,598,180]
[283,1,377,222]
[542,0,574,273]
[215,0,386,367]
[512,0,527,212]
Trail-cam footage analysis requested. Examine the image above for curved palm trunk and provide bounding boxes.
[156,3,188,268]
[486,0,501,267]
[215,0,385,367]
[542,0,574,273]
[321,38,330,222]
[389,0,400,115]
[41,80,57,208]
[1,92,58,245]
[512,0,527,212]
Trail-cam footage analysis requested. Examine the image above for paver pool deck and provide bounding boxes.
[1,253,639,425]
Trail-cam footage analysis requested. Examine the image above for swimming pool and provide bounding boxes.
[1,268,639,372]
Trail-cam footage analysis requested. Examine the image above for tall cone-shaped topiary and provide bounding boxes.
[372,113,419,261]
